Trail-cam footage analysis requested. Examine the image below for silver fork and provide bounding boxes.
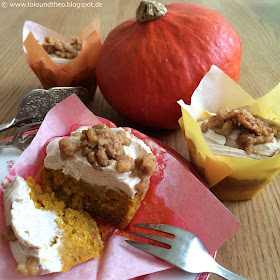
[126,223,248,280]
[0,122,41,151]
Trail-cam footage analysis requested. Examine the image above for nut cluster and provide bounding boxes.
[134,154,157,177]
[134,154,157,194]
[80,124,132,168]
[2,225,17,241]
[17,256,41,276]
[59,138,80,160]
[201,107,280,154]
[42,36,82,59]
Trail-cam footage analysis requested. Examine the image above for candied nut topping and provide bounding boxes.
[133,154,157,194]
[96,149,109,167]
[59,138,79,160]
[200,121,209,134]
[17,256,41,276]
[79,125,157,193]
[80,124,132,167]
[202,107,280,154]
[2,225,17,241]
[142,154,157,176]
[134,154,157,177]
[116,155,135,173]
[117,130,132,146]
[42,36,82,59]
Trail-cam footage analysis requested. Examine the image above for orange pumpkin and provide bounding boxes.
[96,1,242,128]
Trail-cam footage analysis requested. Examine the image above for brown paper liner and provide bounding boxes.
[23,20,102,98]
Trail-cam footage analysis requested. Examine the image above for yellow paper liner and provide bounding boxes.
[23,20,102,98]
[179,65,280,200]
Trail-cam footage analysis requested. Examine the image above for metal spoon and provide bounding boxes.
[0,87,90,133]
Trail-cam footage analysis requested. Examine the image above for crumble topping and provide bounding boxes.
[2,225,17,241]
[59,138,80,160]
[116,155,135,173]
[58,124,157,195]
[42,36,82,59]
[201,107,280,154]
[79,123,132,167]
[134,154,157,177]
[17,256,41,276]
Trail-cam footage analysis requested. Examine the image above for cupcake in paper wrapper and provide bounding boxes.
[178,65,280,201]
[0,95,240,280]
[23,20,102,99]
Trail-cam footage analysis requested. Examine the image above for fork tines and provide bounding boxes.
[125,239,170,260]
[133,223,178,235]
[128,232,173,246]
[126,223,192,252]
[132,223,188,238]
[125,223,177,250]
[125,223,178,257]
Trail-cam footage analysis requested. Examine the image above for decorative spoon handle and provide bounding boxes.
[0,87,90,134]
[0,118,17,132]
[0,117,33,133]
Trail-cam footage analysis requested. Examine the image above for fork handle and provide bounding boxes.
[214,263,248,280]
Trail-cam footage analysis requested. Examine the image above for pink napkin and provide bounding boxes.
[0,95,240,280]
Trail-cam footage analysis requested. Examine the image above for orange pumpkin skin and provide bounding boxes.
[96,3,242,129]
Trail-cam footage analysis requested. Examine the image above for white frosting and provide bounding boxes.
[3,176,63,274]
[44,127,153,198]
[201,122,280,159]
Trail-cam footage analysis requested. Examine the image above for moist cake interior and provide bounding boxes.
[40,168,145,229]
[26,177,103,275]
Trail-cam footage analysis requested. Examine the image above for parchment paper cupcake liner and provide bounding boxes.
[23,20,102,99]
[179,65,280,200]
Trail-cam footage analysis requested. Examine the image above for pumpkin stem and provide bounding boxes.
[136,0,167,23]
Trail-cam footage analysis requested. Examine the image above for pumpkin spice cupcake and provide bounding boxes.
[23,20,102,98]
[2,123,157,276]
[179,65,280,200]
[40,124,157,229]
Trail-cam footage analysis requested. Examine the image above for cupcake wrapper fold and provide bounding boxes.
[23,20,102,98]
[179,65,280,200]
